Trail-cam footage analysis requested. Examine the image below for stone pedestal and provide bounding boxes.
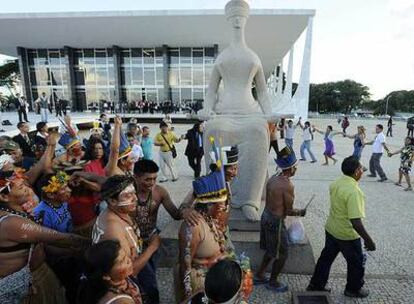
[158,218,315,274]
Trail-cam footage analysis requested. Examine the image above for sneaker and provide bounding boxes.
[0,129,5,133]
[377,177,387,182]
[310,160,317,163]
[299,158,307,161]
[306,284,331,292]
[159,179,168,183]
[344,288,369,298]
[367,174,376,178]
[172,178,179,182]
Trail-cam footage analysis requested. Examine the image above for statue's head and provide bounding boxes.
[225,0,249,29]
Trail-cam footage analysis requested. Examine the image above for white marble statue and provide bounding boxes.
[199,0,272,221]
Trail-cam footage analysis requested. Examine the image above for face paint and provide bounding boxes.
[117,184,136,206]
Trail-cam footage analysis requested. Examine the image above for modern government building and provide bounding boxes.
[0,8,315,113]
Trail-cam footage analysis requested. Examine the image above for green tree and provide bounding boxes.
[0,60,20,95]
[370,90,414,115]
[309,80,370,113]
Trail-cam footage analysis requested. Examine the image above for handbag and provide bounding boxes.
[161,133,177,158]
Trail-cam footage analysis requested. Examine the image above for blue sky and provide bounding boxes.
[1,0,413,99]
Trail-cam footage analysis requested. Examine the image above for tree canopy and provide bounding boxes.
[309,80,371,114]
[0,60,19,95]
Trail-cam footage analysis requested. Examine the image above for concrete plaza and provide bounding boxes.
[2,111,414,303]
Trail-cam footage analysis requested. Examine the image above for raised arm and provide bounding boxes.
[25,132,57,185]
[254,63,272,115]
[105,116,122,176]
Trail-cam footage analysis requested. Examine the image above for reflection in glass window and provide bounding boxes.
[132,67,143,85]
[193,68,204,86]
[144,68,155,86]
[169,68,179,87]
[180,67,192,86]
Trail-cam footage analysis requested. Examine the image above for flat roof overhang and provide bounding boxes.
[0,9,315,77]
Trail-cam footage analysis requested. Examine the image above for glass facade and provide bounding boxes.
[73,48,115,110]
[120,48,164,104]
[168,47,215,108]
[27,49,69,106]
[23,45,216,111]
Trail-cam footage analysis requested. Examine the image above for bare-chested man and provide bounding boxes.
[133,159,199,303]
[92,175,161,284]
[179,145,239,253]
[255,147,306,292]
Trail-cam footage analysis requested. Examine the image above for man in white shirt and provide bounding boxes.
[366,124,389,182]
[298,118,317,163]
[284,119,297,149]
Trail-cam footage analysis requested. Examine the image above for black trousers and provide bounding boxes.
[17,108,28,122]
[187,154,203,178]
[310,231,365,292]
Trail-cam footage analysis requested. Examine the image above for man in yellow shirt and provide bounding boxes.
[154,121,182,182]
[307,156,376,298]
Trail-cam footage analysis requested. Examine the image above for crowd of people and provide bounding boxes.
[0,111,413,304]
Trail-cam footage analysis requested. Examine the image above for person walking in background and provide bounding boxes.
[284,119,297,149]
[141,126,154,160]
[341,116,350,135]
[154,121,182,182]
[278,118,285,139]
[406,116,414,137]
[298,118,317,163]
[14,93,29,123]
[386,116,394,137]
[35,92,49,122]
[307,156,376,298]
[388,137,414,191]
[183,122,204,179]
[365,124,390,182]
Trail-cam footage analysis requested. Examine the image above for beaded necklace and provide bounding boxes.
[135,191,154,239]
[0,205,40,224]
[203,214,226,254]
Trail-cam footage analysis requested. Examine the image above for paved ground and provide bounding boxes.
[2,111,414,303]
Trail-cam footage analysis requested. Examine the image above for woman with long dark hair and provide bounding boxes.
[78,240,142,304]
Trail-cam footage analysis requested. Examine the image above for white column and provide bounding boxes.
[292,16,314,121]
[275,62,284,102]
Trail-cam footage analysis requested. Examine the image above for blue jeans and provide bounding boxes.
[285,138,293,149]
[135,253,159,303]
[300,140,317,161]
[310,231,365,292]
